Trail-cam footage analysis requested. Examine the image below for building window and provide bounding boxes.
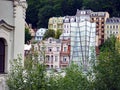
[54,25,56,28]
[51,55,53,61]
[110,26,112,29]
[57,47,59,52]
[0,38,5,73]
[55,56,58,62]
[92,18,94,21]
[116,25,118,29]
[48,47,52,52]
[113,25,115,29]
[63,56,67,62]
[64,25,66,28]
[110,31,112,34]
[64,47,67,52]
[49,39,52,43]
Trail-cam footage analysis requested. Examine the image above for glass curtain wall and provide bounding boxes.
[70,20,96,71]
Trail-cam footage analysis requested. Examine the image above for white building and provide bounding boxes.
[70,19,96,71]
[39,38,61,69]
[35,28,47,41]
[0,0,27,89]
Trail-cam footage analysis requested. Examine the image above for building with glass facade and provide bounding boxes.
[70,20,96,71]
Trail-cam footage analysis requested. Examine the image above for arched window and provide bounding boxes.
[0,38,5,73]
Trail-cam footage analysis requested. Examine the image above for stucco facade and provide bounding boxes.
[48,17,64,31]
[105,17,120,39]
[0,0,27,89]
[35,28,48,41]
[39,38,61,69]
[32,37,70,69]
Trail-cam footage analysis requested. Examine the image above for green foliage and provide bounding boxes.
[47,64,90,90]
[25,28,32,44]
[7,57,91,90]
[26,0,120,28]
[60,64,90,90]
[99,35,116,52]
[7,57,25,90]
[43,29,55,40]
[83,0,120,17]
[26,0,83,28]
[7,35,120,90]
[7,55,46,90]
[55,29,62,39]
[93,36,120,90]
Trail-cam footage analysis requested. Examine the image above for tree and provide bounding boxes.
[47,64,90,90]
[55,29,62,39]
[93,36,120,90]
[7,55,47,90]
[26,0,120,28]
[25,28,32,44]
[43,29,55,40]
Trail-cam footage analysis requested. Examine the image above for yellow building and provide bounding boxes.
[48,17,64,31]
[105,17,120,40]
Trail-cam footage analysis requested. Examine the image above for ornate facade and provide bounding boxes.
[0,0,27,89]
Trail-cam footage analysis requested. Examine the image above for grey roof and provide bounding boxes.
[76,9,93,16]
[106,17,120,23]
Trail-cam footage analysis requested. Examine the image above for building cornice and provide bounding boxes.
[13,0,27,9]
[0,20,14,31]
[13,0,27,19]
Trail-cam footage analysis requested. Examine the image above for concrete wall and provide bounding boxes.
[0,1,14,26]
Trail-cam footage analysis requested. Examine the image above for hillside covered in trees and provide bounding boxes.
[26,0,120,28]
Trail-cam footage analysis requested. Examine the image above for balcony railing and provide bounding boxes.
[45,61,53,64]
[60,61,68,65]
[45,51,53,54]
[60,51,70,55]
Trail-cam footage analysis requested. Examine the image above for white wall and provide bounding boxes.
[0,1,14,26]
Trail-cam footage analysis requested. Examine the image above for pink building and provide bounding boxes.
[60,39,70,68]
[34,37,71,69]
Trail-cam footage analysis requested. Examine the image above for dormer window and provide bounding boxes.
[65,18,69,22]
[49,39,52,43]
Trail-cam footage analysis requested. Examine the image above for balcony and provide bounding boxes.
[45,51,53,54]
[60,61,68,65]
[45,61,53,64]
[60,51,70,56]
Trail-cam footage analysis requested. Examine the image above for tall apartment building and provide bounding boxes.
[48,17,64,31]
[60,16,74,40]
[105,17,120,39]
[60,39,70,68]
[76,9,109,46]
[90,11,109,46]
[76,9,92,21]
[70,19,96,71]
